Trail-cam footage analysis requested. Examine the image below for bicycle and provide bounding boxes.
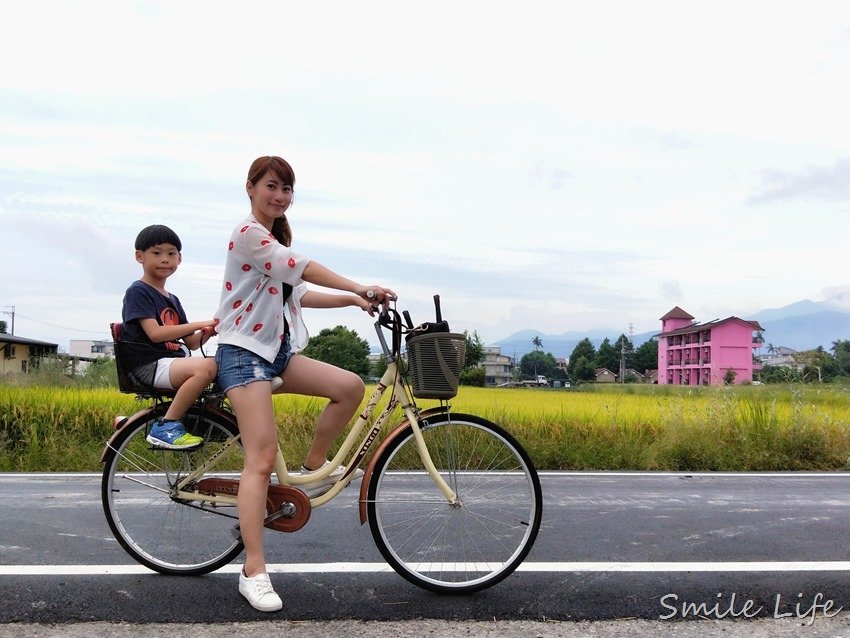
[101,296,542,594]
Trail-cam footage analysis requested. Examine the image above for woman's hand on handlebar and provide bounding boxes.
[356,285,397,316]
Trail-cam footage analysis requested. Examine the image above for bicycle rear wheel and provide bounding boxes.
[367,412,542,593]
[101,405,245,575]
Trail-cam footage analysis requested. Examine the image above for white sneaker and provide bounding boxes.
[300,460,364,497]
[239,570,282,612]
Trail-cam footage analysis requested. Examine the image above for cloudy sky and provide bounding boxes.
[2,1,849,352]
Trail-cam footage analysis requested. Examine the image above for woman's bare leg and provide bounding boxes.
[277,355,365,470]
[226,380,277,577]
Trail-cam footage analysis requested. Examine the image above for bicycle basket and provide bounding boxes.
[405,331,466,399]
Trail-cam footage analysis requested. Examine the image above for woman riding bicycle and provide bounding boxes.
[212,155,394,611]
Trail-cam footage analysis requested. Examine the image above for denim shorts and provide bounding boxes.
[215,340,294,394]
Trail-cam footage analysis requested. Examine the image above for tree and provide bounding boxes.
[572,355,596,383]
[723,368,737,385]
[302,325,370,378]
[757,364,802,384]
[595,338,619,374]
[459,330,486,387]
[567,338,596,382]
[370,354,388,380]
[832,339,850,377]
[464,330,485,370]
[633,338,659,374]
[459,366,486,386]
[793,347,839,383]
[519,350,558,379]
[0,320,6,334]
[613,334,634,358]
[531,335,543,351]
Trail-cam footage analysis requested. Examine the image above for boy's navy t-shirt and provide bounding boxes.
[121,280,189,369]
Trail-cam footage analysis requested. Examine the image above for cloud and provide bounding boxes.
[526,160,573,191]
[746,157,850,204]
[660,281,683,302]
[635,128,695,151]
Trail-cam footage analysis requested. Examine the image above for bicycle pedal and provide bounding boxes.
[231,525,242,541]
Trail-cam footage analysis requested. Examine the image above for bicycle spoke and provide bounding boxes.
[102,409,245,575]
[368,414,541,593]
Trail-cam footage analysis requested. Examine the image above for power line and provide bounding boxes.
[14,313,109,336]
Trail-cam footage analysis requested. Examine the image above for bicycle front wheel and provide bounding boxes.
[101,405,245,575]
[367,412,542,593]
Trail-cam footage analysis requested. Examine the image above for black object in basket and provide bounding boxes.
[405,295,466,399]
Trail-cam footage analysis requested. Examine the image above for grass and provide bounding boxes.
[1,381,849,472]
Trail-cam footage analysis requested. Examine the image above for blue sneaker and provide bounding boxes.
[146,419,203,450]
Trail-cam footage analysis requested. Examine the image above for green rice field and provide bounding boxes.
[1,383,849,472]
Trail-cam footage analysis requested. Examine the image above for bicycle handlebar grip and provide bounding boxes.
[403,310,414,328]
[433,294,442,323]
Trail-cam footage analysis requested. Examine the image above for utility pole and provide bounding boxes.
[2,306,14,335]
[619,323,634,383]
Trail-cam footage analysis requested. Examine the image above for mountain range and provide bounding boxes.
[492,294,850,360]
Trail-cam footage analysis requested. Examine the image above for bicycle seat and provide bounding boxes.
[110,322,177,397]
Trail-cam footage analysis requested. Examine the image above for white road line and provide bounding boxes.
[3,561,850,576]
[4,471,850,479]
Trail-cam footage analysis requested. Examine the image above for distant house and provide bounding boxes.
[595,367,617,383]
[645,369,659,384]
[68,338,115,374]
[0,334,59,376]
[759,346,802,370]
[69,339,114,359]
[657,306,764,386]
[482,346,514,386]
[623,368,644,382]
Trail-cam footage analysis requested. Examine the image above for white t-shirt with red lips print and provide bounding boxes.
[214,215,310,363]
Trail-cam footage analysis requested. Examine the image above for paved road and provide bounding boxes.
[2,471,850,635]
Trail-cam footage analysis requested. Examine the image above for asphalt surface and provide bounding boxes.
[3,471,850,636]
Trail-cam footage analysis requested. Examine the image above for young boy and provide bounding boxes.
[122,225,218,449]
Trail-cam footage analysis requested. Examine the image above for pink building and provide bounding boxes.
[657,306,764,386]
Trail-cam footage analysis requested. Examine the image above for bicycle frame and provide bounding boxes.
[168,326,459,517]
[102,300,541,591]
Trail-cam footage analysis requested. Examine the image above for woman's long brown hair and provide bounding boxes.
[247,155,295,247]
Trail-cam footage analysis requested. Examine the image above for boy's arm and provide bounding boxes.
[138,318,216,350]
[182,324,216,351]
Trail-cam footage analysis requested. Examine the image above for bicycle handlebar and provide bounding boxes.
[374,294,448,359]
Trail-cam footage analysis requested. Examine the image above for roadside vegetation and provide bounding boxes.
[2,356,849,472]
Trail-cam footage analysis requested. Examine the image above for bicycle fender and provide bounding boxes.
[99,401,236,464]
[358,407,449,525]
[99,404,161,464]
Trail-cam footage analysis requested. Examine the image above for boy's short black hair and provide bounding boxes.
[135,225,182,251]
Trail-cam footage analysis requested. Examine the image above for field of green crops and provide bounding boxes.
[1,383,849,472]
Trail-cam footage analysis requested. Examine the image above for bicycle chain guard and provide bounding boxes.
[265,484,311,532]
[196,478,311,533]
